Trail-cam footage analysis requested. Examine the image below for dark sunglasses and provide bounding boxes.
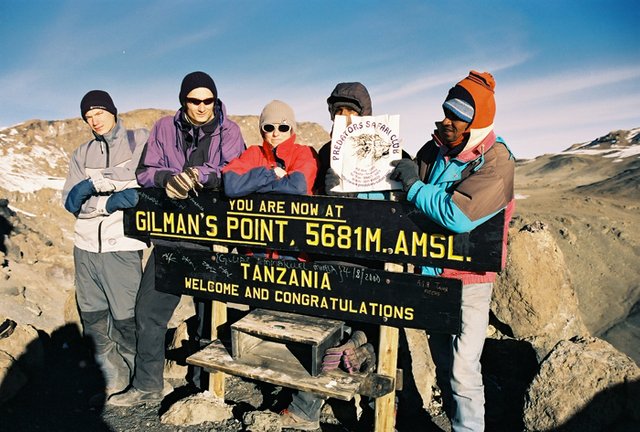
[186,97,215,106]
[261,124,291,133]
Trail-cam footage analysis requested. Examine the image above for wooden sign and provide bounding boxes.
[124,189,505,272]
[154,245,462,333]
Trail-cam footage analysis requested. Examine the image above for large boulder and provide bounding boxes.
[0,318,44,404]
[523,336,640,431]
[493,221,589,360]
[160,391,234,426]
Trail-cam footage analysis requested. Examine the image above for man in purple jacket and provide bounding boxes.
[109,71,245,406]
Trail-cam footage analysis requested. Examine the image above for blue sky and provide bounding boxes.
[1,0,638,159]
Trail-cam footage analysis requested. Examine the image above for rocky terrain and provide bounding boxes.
[0,111,638,431]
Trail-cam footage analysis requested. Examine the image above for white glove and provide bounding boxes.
[92,177,116,193]
[274,167,287,179]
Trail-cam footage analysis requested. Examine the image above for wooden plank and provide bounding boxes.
[188,340,364,401]
[375,262,402,432]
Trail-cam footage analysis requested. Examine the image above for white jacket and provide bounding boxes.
[62,119,149,253]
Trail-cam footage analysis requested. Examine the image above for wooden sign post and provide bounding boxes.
[124,190,506,431]
[209,244,228,398]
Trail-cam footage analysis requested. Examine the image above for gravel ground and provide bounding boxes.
[0,322,519,432]
[0,323,454,432]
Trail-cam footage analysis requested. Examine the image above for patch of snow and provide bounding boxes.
[8,205,37,218]
[626,128,640,140]
[9,128,19,135]
[603,145,640,159]
[515,194,529,200]
[0,144,67,192]
[35,135,43,142]
[563,148,615,156]
[30,145,56,158]
[564,142,639,160]
[1,171,65,192]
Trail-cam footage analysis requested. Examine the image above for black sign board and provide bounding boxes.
[124,189,504,272]
[154,245,462,333]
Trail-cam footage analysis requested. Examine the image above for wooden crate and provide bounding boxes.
[231,309,344,376]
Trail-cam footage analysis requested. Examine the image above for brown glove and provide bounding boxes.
[166,167,202,199]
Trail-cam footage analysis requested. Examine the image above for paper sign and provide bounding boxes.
[329,115,402,192]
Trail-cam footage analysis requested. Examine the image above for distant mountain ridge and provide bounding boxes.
[0,109,330,194]
[515,126,640,200]
[1,109,637,194]
[566,127,640,152]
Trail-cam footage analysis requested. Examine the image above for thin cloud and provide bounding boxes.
[501,65,640,106]
[143,28,222,58]
[501,93,640,132]
[375,53,532,104]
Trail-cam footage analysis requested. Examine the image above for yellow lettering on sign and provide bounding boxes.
[290,202,319,216]
[447,235,464,261]
[430,234,446,258]
[260,200,285,214]
[230,199,253,211]
[412,232,429,257]
[135,211,165,233]
[227,217,288,242]
[243,264,332,290]
[244,286,269,300]
[184,277,239,296]
[394,231,409,255]
[205,215,218,237]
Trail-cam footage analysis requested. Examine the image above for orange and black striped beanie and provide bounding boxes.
[443,70,496,129]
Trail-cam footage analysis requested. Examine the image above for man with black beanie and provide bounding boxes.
[62,90,150,405]
[109,71,245,406]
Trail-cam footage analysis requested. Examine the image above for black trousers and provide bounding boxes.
[132,251,208,392]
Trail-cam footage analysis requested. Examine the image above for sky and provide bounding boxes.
[1,0,639,159]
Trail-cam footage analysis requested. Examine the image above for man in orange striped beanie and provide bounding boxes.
[391,71,515,431]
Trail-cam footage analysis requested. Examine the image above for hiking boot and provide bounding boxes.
[89,383,130,407]
[279,409,320,431]
[321,330,367,372]
[343,342,376,374]
[106,386,164,406]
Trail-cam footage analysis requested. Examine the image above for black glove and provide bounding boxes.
[390,159,420,192]
[324,168,341,195]
[106,189,139,214]
[64,179,96,214]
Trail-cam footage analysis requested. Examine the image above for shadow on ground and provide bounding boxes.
[0,323,111,431]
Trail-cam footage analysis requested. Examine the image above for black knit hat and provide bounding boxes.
[179,71,218,106]
[327,82,372,120]
[80,90,117,121]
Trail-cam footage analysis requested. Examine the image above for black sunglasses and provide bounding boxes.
[186,97,215,106]
[261,124,291,133]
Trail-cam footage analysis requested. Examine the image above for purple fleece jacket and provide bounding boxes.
[136,100,245,188]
